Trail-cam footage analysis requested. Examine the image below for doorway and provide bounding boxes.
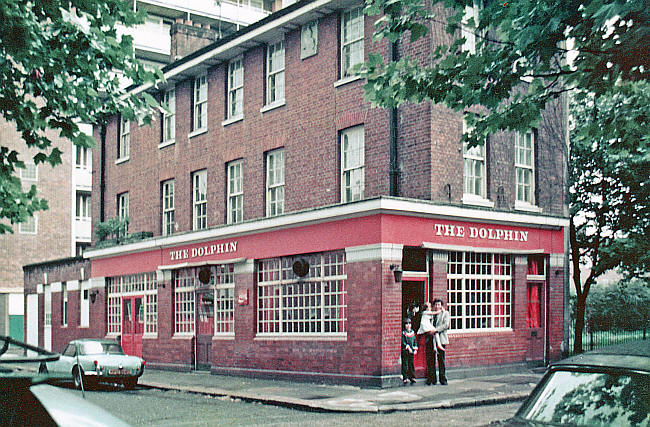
[195,287,214,370]
[121,296,143,357]
[401,278,428,374]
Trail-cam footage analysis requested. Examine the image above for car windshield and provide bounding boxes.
[517,369,650,426]
[79,342,124,355]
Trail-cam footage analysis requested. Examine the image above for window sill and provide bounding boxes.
[188,128,208,139]
[158,139,175,149]
[260,100,286,113]
[115,157,129,165]
[515,201,542,213]
[254,333,347,341]
[212,334,235,340]
[222,114,244,127]
[172,334,194,339]
[334,75,364,88]
[143,333,158,339]
[462,194,494,208]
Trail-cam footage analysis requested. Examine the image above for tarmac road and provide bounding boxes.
[80,385,520,426]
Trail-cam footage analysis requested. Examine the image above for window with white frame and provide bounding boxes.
[462,0,482,54]
[447,251,512,331]
[515,131,535,205]
[228,58,244,119]
[75,145,90,169]
[266,149,284,217]
[76,192,91,220]
[61,283,68,326]
[341,7,364,78]
[173,269,195,334]
[118,116,130,160]
[266,41,285,105]
[227,160,243,224]
[341,126,365,203]
[20,163,37,181]
[214,264,235,335]
[18,215,37,234]
[463,121,486,198]
[192,170,207,230]
[163,87,176,142]
[107,273,158,335]
[117,191,129,221]
[193,75,207,131]
[44,286,51,327]
[161,179,175,236]
[257,251,347,335]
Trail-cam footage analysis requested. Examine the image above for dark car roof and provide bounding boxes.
[553,340,650,373]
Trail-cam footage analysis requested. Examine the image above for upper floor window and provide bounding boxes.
[228,58,244,119]
[266,149,284,217]
[192,170,207,230]
[341,126,365,203]
[227,160,243,224]
[266,41,285,105]
[75,146,90,169]
[20,163,38,181]
[117,192,129,232]
[462,0,482,54]
[162,179,175,236]
[163,87,176,143]
[515,131,535,205]
[118,116,130,160]
[462,119,487,201]
[193,75,207,132]
[76,192,91,220]
[18,215,37,234]
[341,7,364,78]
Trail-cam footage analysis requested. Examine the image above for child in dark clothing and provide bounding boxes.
[401,318,418,384]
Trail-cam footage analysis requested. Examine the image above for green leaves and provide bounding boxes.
[0,0,161,232]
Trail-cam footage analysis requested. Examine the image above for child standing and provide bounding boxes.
[401,318,418,384]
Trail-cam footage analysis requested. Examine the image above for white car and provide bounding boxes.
[40,339,145,390]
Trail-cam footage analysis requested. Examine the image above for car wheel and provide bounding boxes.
[73,366,84,389]
[123,378,137,390]
[38,363,48,374]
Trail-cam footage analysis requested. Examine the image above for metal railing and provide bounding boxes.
[566,318,648,355]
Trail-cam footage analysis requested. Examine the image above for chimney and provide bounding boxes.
[170,18,218,61]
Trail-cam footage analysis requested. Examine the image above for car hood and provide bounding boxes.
[31,383,129,427]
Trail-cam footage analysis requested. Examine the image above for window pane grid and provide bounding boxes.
[266,149,284,216]
[228,59,243,118]
[193,171,207,230]
[162,180,175,235]
[228,161,243,224]
[163,88,175,141]
[267,41,285,104]
[341,7,364,77]
[119,117,130,159]
[173,269,195,334]
[257,251,346,335]
[107,273,158,334]
[447,252,512,331]
[515,132,534,203]
[341,126,365,203]
[194,76,207,130]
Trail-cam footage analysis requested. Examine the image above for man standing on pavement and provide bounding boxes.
[427,298,450,385]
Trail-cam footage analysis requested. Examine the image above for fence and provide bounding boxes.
[566,318,648,355]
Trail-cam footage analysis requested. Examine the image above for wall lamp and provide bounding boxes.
[90,290,100,304]
[390,264,403,283]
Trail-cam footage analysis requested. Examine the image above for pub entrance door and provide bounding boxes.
[401,277,429,375]
[195,287,214,370]
[122,296,143,357]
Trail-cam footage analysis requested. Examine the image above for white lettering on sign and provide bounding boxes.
[170,241,237,261]
[435,224,528,242]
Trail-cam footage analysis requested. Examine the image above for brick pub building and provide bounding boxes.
[24,0,569,386]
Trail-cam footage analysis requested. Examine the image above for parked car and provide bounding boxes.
[1,335,129,426]
[499,340,649,426]
[40,339,145,390]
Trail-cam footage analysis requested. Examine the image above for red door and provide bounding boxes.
[402,277,429,375]
[195,288,214,370]
[122,296,143,357]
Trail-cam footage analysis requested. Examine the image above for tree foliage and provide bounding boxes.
[0,1,161,233]
[360,0,649,353]
[581,279,650,331]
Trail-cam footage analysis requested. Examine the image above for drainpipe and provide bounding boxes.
[389,40,399,196]
[99,124,106,223]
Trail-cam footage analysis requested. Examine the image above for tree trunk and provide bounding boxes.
[574,294,587,354]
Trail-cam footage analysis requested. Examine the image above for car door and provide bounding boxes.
[49,343,75,374]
